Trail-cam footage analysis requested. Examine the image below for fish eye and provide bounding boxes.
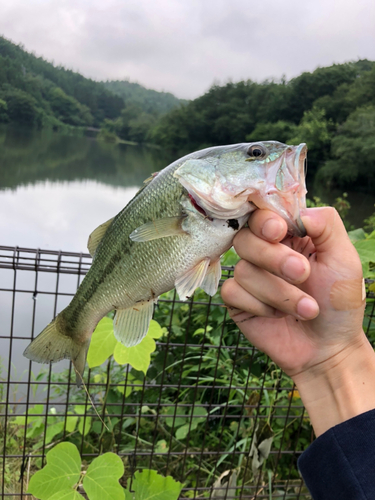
[247,145,267,159]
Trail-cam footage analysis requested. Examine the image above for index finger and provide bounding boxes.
[247,209,288,243]
[302,207,363,276]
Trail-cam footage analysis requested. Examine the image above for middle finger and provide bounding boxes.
[233,259,319,320]
[233,228,311,285]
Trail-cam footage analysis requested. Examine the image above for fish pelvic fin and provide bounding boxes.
[175,257,210,301]
[23,314,90,387]
[200,259,222,296]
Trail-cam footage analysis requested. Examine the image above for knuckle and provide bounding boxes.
[234,259,251,280]
[220,278,233,300]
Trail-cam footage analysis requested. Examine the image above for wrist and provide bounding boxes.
[292,332,375,437]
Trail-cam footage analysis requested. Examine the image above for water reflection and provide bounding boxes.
[1,181,139,251]
[0,124,174,251]
[0,124,172,191]
[0,125,175,394]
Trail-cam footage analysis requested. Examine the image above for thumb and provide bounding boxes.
[301,207,361,275]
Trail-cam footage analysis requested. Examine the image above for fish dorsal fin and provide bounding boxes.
[175,257,210,301]
[113,299,157,347]
[143,172,159,185]
[129,216,187,242]
[87,217,114,257]
[200,259,222,296]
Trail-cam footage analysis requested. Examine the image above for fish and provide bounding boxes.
[23,141,307,382]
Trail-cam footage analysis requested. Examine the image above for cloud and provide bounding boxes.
[0,0,374,98]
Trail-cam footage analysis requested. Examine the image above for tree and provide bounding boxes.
[1,88,39,125]
[246,121,297,144]
[287,107,333,171]
[317,106,375,188]
[0,98,9,122]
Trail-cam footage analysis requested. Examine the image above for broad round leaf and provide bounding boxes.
[114,336,156,374]
[49,490,83,500]
[27,442,81,500]
[83,452,124,500]
[128,469,182,500]
[87,317,117,368]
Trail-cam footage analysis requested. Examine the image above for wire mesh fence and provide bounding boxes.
[0,244,374,499]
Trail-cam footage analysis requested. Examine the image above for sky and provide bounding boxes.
[0,0,375,99]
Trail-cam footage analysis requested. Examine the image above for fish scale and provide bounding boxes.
[23,141,308,383]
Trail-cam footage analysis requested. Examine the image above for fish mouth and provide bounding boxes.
[292,143,308,237]
[246,143,308,238]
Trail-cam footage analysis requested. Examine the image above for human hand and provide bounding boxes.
[221,207,374,435]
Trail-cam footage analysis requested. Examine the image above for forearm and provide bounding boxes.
[293,331,375,437]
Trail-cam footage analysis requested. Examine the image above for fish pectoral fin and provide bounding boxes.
[113,298,157,347]
[175,258,210,301]
[129,216,187,242]
[87,217,115,257]
[200,259,222,296]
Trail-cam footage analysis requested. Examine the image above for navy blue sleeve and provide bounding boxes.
[298,409,375,499]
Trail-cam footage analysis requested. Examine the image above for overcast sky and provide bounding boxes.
[1,0,374,99]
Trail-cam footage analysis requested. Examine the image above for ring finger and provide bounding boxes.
[232,259,319,320]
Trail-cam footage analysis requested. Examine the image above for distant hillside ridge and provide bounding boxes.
[102,80,185,115]
[0,35,126,128]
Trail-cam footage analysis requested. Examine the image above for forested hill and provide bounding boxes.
[149,60,375,189]
[0,36,182,129]
[102,80,183,115]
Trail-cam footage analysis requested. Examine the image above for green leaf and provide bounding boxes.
[154,440,169,453]
[45,421,64,444]
[348,228,366,242]
[147,320,166,339]
[83,452,125,500]
[113,320,167,374]
[27,442,81,500]
[126,469,182,500]
[175,424,190,440]
[78,416,92,436]
[114,337,155,375]
[66,416,79,433]
[354,239,375,277]
[164,406,186,427]
[87,317,118,368]
[49,490,82,500]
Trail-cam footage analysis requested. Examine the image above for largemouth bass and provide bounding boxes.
[24,141,307,380]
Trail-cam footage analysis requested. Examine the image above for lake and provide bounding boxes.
[1,124,374,402]
[1,125,374,252]
[0,125,175,400]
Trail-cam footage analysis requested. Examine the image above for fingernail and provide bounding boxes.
[281,256,307,281]
[297,297,319,319]
[262,219,284,240]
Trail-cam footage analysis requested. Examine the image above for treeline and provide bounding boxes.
[100,80,185,143]
[0,36,182,131]
[148,61,375,189]
[1,33,375,189]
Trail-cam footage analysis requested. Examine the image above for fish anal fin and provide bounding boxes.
[113,298,157,347]
[175,258,210,301]
[87,217,114,257]
[129,216,187,242]
[201,259,222,296]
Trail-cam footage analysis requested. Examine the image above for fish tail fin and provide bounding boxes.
[23,312,89,387]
